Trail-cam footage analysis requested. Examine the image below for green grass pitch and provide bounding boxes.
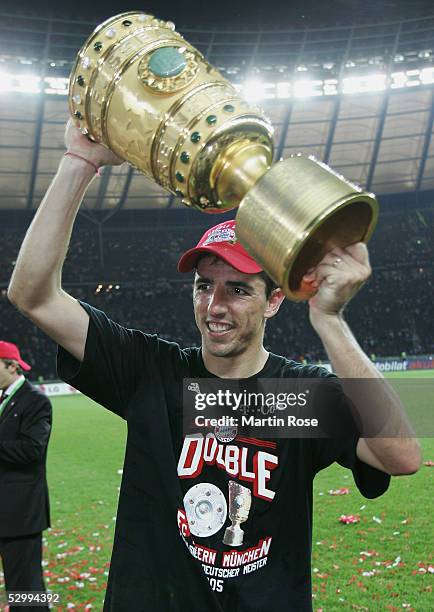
[0,370,433,611]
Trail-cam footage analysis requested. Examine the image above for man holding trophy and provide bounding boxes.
[8,12,421,612]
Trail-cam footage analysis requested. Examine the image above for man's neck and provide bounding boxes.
[202,345,270,379]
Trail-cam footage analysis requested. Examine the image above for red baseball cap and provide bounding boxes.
[0,341,31,371]
[178,220,262,274]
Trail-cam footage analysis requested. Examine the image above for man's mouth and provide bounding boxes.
[206,321,234,335]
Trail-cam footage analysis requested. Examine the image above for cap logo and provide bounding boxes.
[203,227,236,246]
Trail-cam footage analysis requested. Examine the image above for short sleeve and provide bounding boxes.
[306,375,390,498]
[57,301,160,419]
[310,437,390,499]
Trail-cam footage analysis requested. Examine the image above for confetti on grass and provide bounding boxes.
[329,487,350,495]
[412,562,434,574]
[339,514,360,524]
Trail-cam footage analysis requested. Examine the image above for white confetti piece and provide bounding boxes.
[386,556,401,568]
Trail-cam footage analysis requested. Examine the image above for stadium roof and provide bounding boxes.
[1,10,434,212]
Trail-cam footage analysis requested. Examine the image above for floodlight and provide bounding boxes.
[293,79,323,98]
[242,79,265,102]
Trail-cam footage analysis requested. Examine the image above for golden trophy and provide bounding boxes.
[69,12,378,300]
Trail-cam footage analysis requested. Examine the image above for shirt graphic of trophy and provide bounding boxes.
[223,481,252,546]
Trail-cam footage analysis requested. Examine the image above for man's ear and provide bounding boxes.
[7,362,14,373]
[9,361,19,374]
[264,288,285,320]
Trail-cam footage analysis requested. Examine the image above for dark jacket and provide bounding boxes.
[0,380,52,537]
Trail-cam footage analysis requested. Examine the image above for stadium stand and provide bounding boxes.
[1,208,432,380]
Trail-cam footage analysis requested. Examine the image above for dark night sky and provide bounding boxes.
[5,0,434,28]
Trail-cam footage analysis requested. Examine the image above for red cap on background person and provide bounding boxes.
[177,219,262,274]
[0,341,31,371]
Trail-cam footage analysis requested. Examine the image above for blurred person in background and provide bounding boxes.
[0,341,51,611]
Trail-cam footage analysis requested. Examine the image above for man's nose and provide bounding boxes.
[207,286,229,317]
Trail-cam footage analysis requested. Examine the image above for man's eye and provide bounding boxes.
[232,287,248,296]
[196,283,210,291]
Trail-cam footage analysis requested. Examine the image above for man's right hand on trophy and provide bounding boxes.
[64,119,124,169]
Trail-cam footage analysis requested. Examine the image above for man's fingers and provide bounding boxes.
[321,244,371,274]
[343,242,370,267]
[303,243,371,286]
[311,262,338,284]
[302,271,316,281]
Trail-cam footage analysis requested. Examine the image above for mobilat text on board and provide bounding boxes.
[374,357,434,372]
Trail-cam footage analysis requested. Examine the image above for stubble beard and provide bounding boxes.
[202,325,260,360]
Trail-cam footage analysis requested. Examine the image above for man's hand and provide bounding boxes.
[65,119,124,169]
[303,243,371,325]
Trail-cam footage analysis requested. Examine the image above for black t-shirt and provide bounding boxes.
[57,302,390,612]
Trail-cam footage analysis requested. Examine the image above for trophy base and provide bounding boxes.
[223,524,244,546]
[235,155,378,302]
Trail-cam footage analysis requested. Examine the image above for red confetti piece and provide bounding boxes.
[339,514,360,524]
[423,460,434,466]
[329,487,350,495]
[359,549,379,557]
[415,562,434,574]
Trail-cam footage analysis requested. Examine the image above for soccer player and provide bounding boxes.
[7,121,421,611]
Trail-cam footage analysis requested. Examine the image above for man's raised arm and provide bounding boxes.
[7,121,123,362]
[304,243,422,476]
